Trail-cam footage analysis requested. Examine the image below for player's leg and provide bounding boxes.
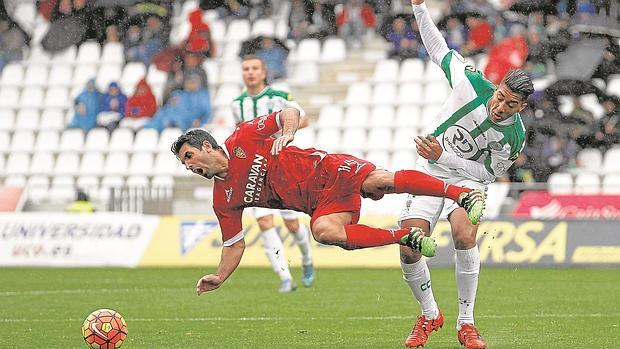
[399,196,444,347]
[281,210,314,288]
[361,170,486,225]
[447,205,486,349]
[254,208,296,293]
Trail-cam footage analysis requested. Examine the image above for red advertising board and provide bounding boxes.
[513,191,620,219]
[0,187,24,212]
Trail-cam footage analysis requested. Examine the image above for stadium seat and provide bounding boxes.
[371,59,399,82]
[603,148,620,173]
[218,61,242,84]
[0,63,24,86]
[101,175,125,189]
[48,65,73,87]
[170,20,191,46]
[104,152,129,176]
[120,62,148,95]
[108,128,134,152]
[367,127,392,151]
[127,175,150,188]
[315,128,341,153]
[40,109,66,131]
[577,148,603,172]
[6,152,30,175]
[10,130,35,153]
[96,64,123,90]
[547,172,573,194]
[54,152,80,175]
[0,153,4,174]
[0,110,15,131]
[395,105,421,128]
[343,105,369,128]
[23,65,48,87]
[372,82,398,105]
[392,128,417,150]
[251,18,275,37]
[320,38,346,63]
[602,173,620,194]
[44,87,71,109]
[28,46,52,66]
[27,175,50,203]
[76,175,99,193]
[151,174,174,192]
[289,62,319,85]
[345,82,372,105]
[221,41,241,61]
[29,153,55,175]
[49,175,76,203]
[399,58,425,82]
[4,175,27,187]
[424,62,446,82]
[0,87,20,109]
[209,20,226,42]
[369,106,395,127]
[73,65,98,88]
[420,104,443,131]
[34,130,60,153]
[133,128,159,153]
[15,109,40,131]
[158,128,182,152]
[574,173,600,194]
[202,60,219,86]
[341,128,367,151]
[213,84,241,107]
[13,2,36,32]
[76,41,101,66]
[101,42,125,65]
[579,94,605,119]
[0,131,10,154]
[79,152,105,175]
[84,128,110,153]
[209,126,232,145]
[51,45,77,66]
[398,82,424,105]
[59,129,85,152]
[390,150,417,170]
[146,64,168,87]
[129,152,154,175]
[226,19,251,42]
[317,105,344,128]
[154,152,178,176]
[423,81,450,104]
[606,75,620,98]
[295,39,321,63]
[366,150,390,169]
[19,87,44,109]
[291,127,315,149]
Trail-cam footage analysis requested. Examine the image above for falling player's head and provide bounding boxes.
[488,69,533,123]
[241,55,267,90]
[172,129,223,179]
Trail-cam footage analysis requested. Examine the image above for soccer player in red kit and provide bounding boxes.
[171,108,485,295]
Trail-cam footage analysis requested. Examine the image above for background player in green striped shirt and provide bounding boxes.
[231,55,313,293]
[400,1,534,348]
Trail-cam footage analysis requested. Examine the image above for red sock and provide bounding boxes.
[394,170,468,202]
[344,224,410,249]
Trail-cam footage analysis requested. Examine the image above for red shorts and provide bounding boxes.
[308,154,376,227]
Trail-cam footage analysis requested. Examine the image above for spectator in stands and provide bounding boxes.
[306,2,337,40]
[183,74,212,127]
[124,24,144,63]
[66,189,96,213]
[461,14,493,56]
[0,19,26,72]
[67,79,102,132]
[163,56,185,103]
[140,15,166,65]
[105,25,121,43]
[524,31,548,79]
[444,17,466,51]
[217,0,250,20]
[120,79,157,130]
[183,52,209,89]
[386,17,418,60]
[594,97,620,150]
[336,0,377,49]
[256,37,288,81]
[97,82,127,132]
[593,37,620,83]
[566,96,596,148]
[184,8,215,58]
[288,0,312,42]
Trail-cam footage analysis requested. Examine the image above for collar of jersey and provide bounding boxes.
[247,86,270,99]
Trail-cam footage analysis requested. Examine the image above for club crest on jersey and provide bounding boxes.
[225,188,233,202]
[233,146,246,159]
[489,141,503,151]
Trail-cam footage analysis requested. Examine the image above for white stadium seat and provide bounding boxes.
[127,175,149,188]
[0,131,10,154]
[251,18,275,37]
[367,128,392,151]
[84,128,110,152]
[317,105,344,128]
[158,128,182,152]
[27,175,50,203]
[420,104,443,131]
[295,38,321,63]
[372,82,398,105]
[395,105,421,128]
[19,87,44,109]
[345,82,372,105]
[366,150,390,169]
[213,84,241,107]
[0,154,4,174]
[121,62,148,95]
[289,63,319,85]
[40,109,67,130]
[320,38,346,63]
[218,62,242,84]
[79,152,105,175]
[390,150,417,171]
[59,129,85,152]
[28,46,52,66]
[76,175,99,193]
[23,65,48,86]
[104,152,129,176]
[5,153,30,175]
[73,65,98,88]
[392,128,417,150]
[0,87,20,109]
[48,65,73,87]
[602,173,620,194]
[369,106,395,128]
[15,109,40,130]
[101,42,125,65]
[291,127,315,149]
[202,60,219,86]
[221,41,241,60]
[54,152,80,175]
[372,59,399,82]
[51,46,77,66]
[29,153,55,175]
[154,152,178,176]
[0,110,15,131]
[341,128,367,151]
[315,128,341,153]
[343,105,369,128]
[34,130,60,152]
[108,128,134,152]
[44,87,71,109]
[399,58,425,82]
[547,172,573,194]
[574,173,600,194]
[0,63,24,86]
[133,128,159,152]
[603,148,620,173]
[10,130,35,153]
[577,148,603,172]
[606,75,620,98]
[129,152,154,175]
[226,19,251,42]
[209,20,226,42]
[424,62,446,82]
[76,41,101,65]
[96,64,123,90]
[147,64,168,87]
[423,81,450,104]
[4,175,27,187]
[398,82,424,105]
[49,175,76,203]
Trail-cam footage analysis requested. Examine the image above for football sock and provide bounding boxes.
[344,224,410,249]
[261,228,292,281]
[291,224,313,266]
[455,246,480,329]
[401,258,439,319]
[394,170,468,202]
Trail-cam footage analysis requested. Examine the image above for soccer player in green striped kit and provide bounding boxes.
[400,1,534,348]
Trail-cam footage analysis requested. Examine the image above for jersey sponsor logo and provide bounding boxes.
[233,146,246,159]
[442,125,479,159]
[225,188,233,203]
[244,154,268,203]
[488,141,503,151]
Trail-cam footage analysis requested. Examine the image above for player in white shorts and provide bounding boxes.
[400,1,534,348]
[231,55,314,293]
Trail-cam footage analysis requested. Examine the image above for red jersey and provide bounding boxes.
[212,111,375,246]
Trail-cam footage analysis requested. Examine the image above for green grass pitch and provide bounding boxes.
[1,267,618,348]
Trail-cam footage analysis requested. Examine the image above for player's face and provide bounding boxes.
[487,84,527,123]
[241,59,266,89]
[178,142,217,179]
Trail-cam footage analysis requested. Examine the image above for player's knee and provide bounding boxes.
[400,245,422,263]
[452,229,477,249]
[257,216,274,231]
[284,219,299,233]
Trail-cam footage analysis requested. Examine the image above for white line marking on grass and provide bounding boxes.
[2,314,619,323]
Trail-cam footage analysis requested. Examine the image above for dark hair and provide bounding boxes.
[501,70,534,100]
[171,129,220,158]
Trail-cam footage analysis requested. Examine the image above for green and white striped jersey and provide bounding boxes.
[231,86,305,124]
[422,50,526,184]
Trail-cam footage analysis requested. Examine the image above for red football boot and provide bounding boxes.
[404,309,444,347]
[457,323,487,349]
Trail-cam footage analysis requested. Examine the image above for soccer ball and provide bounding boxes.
[82,309,128,349]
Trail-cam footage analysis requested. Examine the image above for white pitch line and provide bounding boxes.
[1,314,619,323]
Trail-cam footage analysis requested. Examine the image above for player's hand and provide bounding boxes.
[271,133,294,155]
[196,274,223,295]
[415,135,443,161]
[411,0,425,5]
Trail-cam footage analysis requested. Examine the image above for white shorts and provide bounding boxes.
[252,207,301,220]
[398,170,485,231]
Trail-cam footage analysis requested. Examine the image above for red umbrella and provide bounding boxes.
[483,35,528,85]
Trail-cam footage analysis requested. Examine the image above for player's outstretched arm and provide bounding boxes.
[271,107,301,155]
[411,0,451,67]
[196,239,245,295]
